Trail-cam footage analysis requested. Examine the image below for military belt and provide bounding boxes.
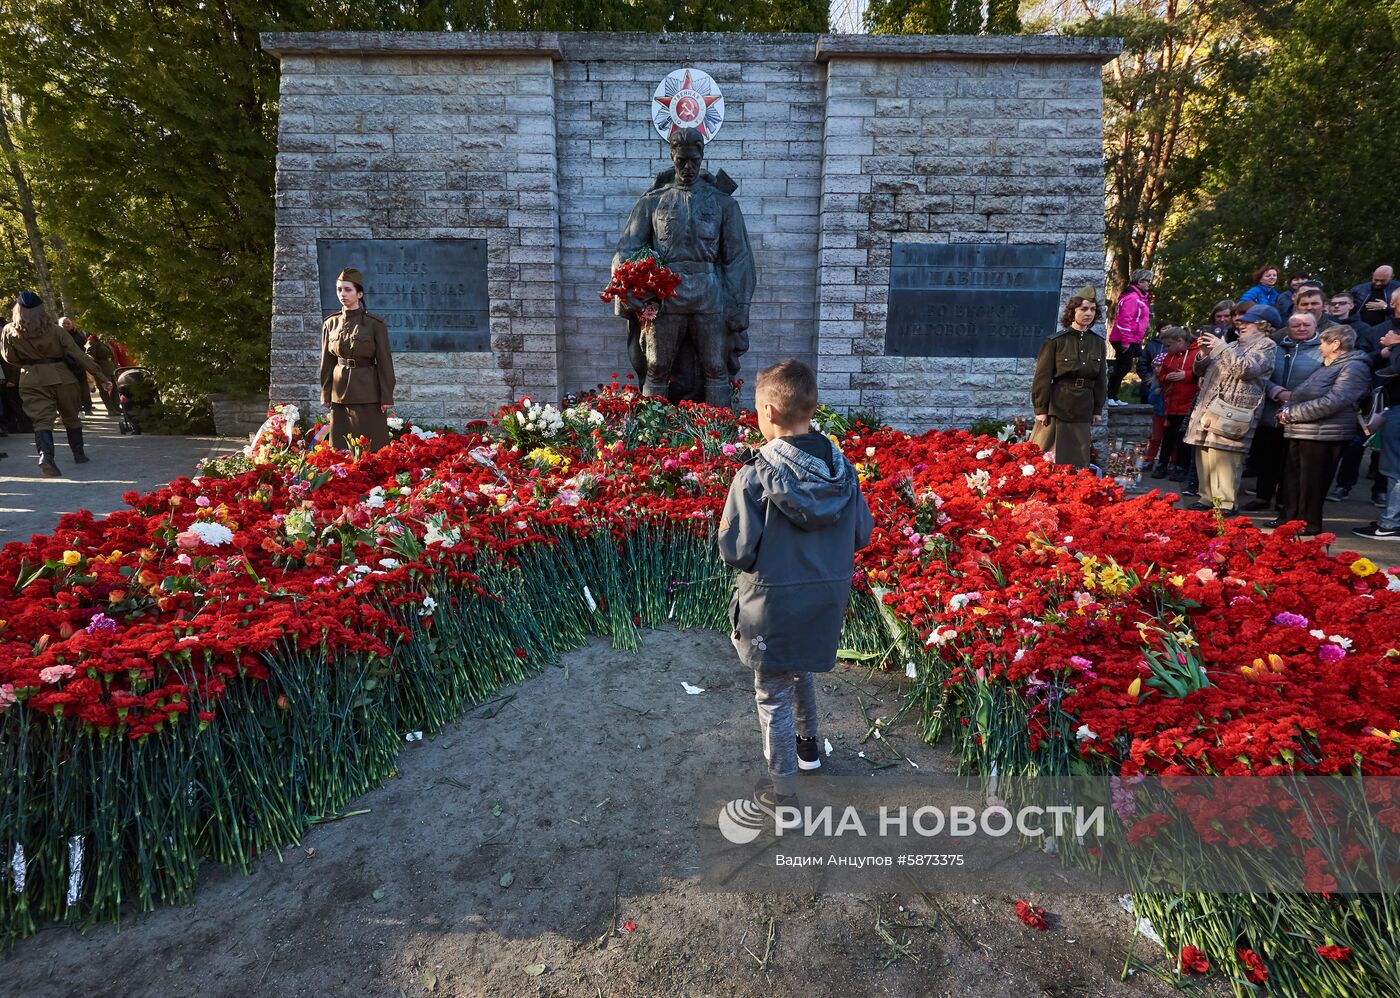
[337,357,376,369]
[1059,377,1090,389]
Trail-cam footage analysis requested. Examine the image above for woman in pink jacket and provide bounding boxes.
[1108,268,1152,405]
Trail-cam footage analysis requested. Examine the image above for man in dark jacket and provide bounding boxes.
[1354,328,1400,538]
[1351,266,1399,329]
[719,359,873,815]
[1328,292,1361,329]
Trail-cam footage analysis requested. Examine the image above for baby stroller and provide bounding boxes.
[115,367,157,435]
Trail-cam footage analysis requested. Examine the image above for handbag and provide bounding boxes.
[1198,384,1259,441]
[1358,385,1387,435]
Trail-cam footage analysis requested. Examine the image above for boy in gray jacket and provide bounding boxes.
[718,360,874,815]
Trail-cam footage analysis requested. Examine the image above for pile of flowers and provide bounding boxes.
[1,385,1398,995]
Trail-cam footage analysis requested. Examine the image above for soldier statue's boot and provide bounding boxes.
[703,378,732,410]
[35,430,61,477]
[67,427,91,463]
[642,378,669,400]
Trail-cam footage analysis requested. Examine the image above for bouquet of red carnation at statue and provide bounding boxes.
[599,249,682,334]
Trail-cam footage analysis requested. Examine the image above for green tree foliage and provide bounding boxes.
[1063,2,1258,305]
[865,0,1020,34]
[0,0,828,402]
[1154,0,1400,321]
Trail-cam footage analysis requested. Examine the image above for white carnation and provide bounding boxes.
[188,521,233,547]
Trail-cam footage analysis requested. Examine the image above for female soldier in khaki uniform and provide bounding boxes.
[1030,285,1108,469]
[0,292,112,477]
[318,267,396,451]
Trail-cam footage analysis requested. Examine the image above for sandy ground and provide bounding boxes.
[1,629,1183,998]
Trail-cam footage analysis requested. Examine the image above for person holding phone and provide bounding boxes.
[1183,304,1280,512]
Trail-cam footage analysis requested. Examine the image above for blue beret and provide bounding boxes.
[16,291,41,309]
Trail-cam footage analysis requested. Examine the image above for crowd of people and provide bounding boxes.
[1105,265,1400,539]
[0,291,132,475]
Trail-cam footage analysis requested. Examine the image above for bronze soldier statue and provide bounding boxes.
[614,128,755,407]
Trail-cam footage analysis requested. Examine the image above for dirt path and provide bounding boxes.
[1,629,1180,998]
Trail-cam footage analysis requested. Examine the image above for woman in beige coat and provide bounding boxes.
[1183,303,1280,512]
[319,267,396,452]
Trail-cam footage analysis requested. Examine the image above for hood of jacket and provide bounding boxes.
[1326,348,1370,370]
[751,435,857,532]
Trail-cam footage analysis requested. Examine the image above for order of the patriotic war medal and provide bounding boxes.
[652,68,725,142]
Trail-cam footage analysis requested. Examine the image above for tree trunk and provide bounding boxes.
[0,97,56,305]
[50,232,75,317]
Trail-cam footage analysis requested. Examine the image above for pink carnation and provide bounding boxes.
[39,665,76,685]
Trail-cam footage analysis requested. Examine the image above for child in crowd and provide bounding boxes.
[1139,327,1168,471]
[1150,327,1201,480]
[717,359,873,818]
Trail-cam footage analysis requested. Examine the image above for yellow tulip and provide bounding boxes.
[1128,677,1142,698]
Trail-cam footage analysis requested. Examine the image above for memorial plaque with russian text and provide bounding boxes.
[885,243,1066,358]
[316,238,490,353]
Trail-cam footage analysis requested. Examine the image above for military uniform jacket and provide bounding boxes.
[614,180,755,323]
[1032,325,1108,422]
[85,334,117,377]
[319,308,395,406]
[0,321,106,388]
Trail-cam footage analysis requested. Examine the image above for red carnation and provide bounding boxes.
[1236,948,1267,984]
[1013,899,1049,931]
[1316,945,1351,961]
[1178,945,1210,975]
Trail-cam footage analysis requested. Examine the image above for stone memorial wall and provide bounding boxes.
[262,31,1119,430]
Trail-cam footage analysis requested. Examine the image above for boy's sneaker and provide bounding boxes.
[1326,487,1349,503]
[1352,524,1400,540]
[796,736,822,771]
[752,781,802,831]
[1183,485,1201,497]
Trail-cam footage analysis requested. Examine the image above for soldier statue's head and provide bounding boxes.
[668,128,705,188]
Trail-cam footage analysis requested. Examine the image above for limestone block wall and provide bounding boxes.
[267,35,563,424]
[814,36,1109,427]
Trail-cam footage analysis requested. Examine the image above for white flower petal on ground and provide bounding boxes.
[681,682,705,695]
[823,738,833,757]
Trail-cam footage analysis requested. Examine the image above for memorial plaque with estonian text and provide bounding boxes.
[885,243,1066,358]
[316,238,490,353]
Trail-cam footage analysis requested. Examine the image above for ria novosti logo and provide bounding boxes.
[717,798,1108,844]
[717,798,768,844]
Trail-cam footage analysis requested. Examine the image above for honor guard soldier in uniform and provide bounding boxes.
[1030,285,1108,469]
[0,291,112,477]
[319,267,396,452]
